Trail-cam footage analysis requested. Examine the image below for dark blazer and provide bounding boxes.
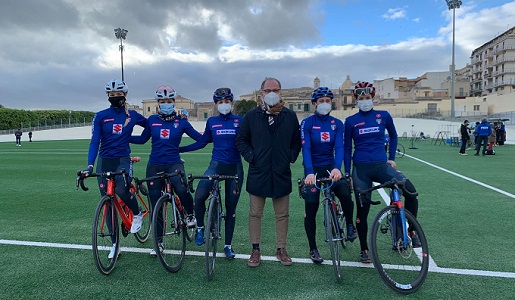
[236,106,301,198]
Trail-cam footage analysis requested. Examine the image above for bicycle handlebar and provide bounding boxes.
[136,170,184,185]
[356,178,417,206]
[187,174,239,193]
[76,169,128,191]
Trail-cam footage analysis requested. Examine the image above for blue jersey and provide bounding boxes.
[179,113,242,164]
[301,114,344,175]
[87,107,147,166]
[344,109,397,174]
[475,122,492,137]
[131,114,202,165]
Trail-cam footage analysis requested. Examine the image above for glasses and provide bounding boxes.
[214,88,232,97]
[262,89,281,93]
[354,87,373,97]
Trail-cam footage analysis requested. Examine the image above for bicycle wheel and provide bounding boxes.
[205,195,220,281]
[324,200,342,283]
[175,196,195,243]
[152,195,186,273]
[92,196,120,275]
[134,185,152,243]
[336,202,347,249]
[396,143,405,158]
[369,206,429,294]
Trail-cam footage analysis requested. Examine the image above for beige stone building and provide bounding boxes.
[141,95,203,118]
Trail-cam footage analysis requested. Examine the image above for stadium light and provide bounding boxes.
[114,28,128,81]
[446,0,462,118]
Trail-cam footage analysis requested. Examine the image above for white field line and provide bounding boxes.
[1,239,515,278]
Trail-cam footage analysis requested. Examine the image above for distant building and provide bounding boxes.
[141,95,203,118]
[470,26,515,96]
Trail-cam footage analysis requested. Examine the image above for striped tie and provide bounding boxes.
[268,115,274,125]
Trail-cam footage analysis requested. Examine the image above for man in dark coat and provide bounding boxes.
[236,77,301,268]
[459,120,470,155]
[14,128,22,146]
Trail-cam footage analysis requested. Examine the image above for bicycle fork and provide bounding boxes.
[390,189,409,250]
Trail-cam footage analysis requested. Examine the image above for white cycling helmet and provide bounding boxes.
[105,79,128,94]
[155,85,176,100]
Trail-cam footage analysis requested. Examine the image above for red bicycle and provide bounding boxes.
[76,157,151,275]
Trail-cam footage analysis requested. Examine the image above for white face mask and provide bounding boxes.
[217,103,232,115]
[357,99,373,112]
[316,103,331,115]
[263,92,280,107]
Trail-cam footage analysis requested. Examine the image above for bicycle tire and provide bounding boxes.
[152,195,186,273]
[396,144,405,158]
[336,202,347,249]
[134,185,152,243]
[205,195,220,281]
[324,200,342,283]
[92,196,119,275]
[369,206,429,294]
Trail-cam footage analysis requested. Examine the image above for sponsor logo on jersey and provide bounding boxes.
[173,123,179,128]
[234,123,239,127]
[212,124,223,128]
[331,125,336,130]
[151,123,163,126]
[358,127,379,134]
[312,126,321,129]
[112,124,123,134]
[104,118,114,123]
[376,119,382,124]
[216,129,236,135]
[321,131,330,142]
[354,122,365,128]
[160,129,170,139]
[376,113,381,118]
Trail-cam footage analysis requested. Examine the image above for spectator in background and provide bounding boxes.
[495,120,505,146]
[459,120,470,156]
[28,131,33,142]
[487,125,496,152]
[473,121,480,146]
[474,118,492,156]
[14,128,22,146]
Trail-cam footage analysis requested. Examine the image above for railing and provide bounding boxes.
[0,120,92,136]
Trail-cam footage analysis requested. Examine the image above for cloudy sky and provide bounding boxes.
[1,0,514,112]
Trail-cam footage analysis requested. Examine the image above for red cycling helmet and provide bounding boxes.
[353,82,375,98]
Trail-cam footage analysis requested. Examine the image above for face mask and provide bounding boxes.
[316,103,331,115]
[217,103,232,115]
[357,99,374,112]
[159,103,175,115]
[108,96,126,108]
[263,92,280,107]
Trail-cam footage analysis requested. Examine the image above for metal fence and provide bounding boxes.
[0,118,92,135]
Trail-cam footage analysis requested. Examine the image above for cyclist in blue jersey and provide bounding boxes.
[130,85,202,256]
[343,82,420,263]
[84,79,148,259]
[300,87,356,264]
[179,87,244,259]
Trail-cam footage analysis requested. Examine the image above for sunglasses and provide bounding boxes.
[354,87,373,96]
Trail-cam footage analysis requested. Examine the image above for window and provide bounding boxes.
[298,104,301,110]
[304,104,310,112]
[204,112,208,119]
[427,103,437,113]
[459,88,464,97]
[147,107,150,112]
[474,105,480,111]
[289,104,294,110]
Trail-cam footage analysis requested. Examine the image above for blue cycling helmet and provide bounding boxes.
[213,87,234,102]
[311,87,334,103]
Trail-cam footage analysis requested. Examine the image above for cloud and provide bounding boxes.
[382,8,407,20]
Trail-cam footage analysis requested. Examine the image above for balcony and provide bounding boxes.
[493,57,515,65]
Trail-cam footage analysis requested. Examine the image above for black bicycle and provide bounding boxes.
[188,174,239,281]
[138,171,190,273]
[358,178,429,294]
[298,177,347,283]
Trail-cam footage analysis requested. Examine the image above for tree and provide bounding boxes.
[233,99,257,116]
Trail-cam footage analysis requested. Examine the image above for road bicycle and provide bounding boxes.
[298,177,348,283]
[188,174,239,281]
[385,143,405,158]
[358,178,429,294]
[141,170,191,273]
[76,157,152,275]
